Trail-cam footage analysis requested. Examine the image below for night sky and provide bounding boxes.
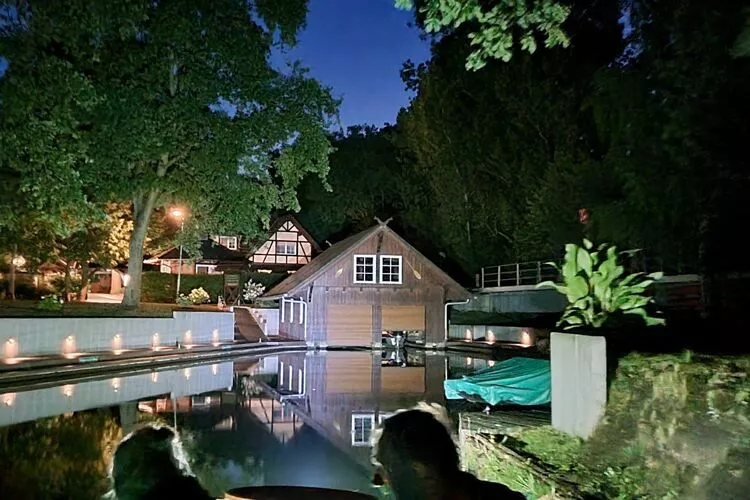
[274,0,430,129]
[0,1,429,128]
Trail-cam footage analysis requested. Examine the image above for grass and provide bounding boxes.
[0,300,223,318]
[459,352,750,499]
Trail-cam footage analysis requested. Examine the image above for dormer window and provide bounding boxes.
[353,255,376,283]
[379,255,403,284]
[217,236,238,250]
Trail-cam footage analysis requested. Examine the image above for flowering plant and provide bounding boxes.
[187,287,211,305]
[176,294,192,307]
[242,280,265,303]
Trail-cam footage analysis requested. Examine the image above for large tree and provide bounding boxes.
[1,0,337,306]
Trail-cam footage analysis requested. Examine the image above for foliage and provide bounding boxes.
[0,410,122,500]
[187,287,211,305]
[140,272,177,303]
[180,275,225,303]
[461,353,750,499]
[141,272,284,303]
[242,279,266,303]
[1,0,338,306]
[176,294,192,307]
[395,0,570,69]
[38,294,63,311]
[538,240,664,330]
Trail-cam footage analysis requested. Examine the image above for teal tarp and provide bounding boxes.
[444,357,551,406]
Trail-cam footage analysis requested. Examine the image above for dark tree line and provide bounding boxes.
[297,0,750,293]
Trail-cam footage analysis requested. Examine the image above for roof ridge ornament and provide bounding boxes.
[374,217,393,226]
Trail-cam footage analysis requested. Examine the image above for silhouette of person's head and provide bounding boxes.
[371,403,459,500]
[107,424,212,500]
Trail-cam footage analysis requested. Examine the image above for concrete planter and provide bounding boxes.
[551,331,607,439]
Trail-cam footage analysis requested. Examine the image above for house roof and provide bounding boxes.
[268,214,322,253]
[261,223,470,300]
[155,239,247,262]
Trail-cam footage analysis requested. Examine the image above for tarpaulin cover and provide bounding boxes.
[444,357,551,406]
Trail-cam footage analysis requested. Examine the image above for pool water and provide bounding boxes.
[0,349,492,499]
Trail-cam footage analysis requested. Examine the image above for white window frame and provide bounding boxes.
[276,241,296,255]
[379,255,403,284]
[351,414,375,447]
[160,263,171,274]
[195,264,219,274]
[218,236,238,250]
[353,254,377,284]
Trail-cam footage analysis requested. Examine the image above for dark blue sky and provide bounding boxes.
[275,0,431,129]
[0,1,431,128]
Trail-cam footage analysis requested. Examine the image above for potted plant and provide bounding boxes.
[537,239,664,438]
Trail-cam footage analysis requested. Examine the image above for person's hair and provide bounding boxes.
[104,423,209,500]
[371,402,460,499]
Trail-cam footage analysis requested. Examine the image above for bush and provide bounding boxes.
[245,272,286,289]
[187,287,211,305]
[141,272,176,303]
[181,275,223,302]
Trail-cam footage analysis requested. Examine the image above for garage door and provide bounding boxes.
[382,305,425,331]
[326,304,373,346]
[326,352,373,394]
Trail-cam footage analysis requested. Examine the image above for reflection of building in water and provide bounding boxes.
[259,350,447,469]
[0,362,234,428]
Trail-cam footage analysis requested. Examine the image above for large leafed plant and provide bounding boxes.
[538,240,665,330]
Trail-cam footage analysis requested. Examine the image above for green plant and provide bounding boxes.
[176,294,191,307]
[187,287,210,305]
[538,240,664,329]
[38,294,63,311]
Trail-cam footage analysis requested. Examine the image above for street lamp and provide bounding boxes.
[170,207,186,300]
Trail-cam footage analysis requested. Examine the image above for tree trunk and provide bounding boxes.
[63,261,72,302]
[9,244,17,300]
[122,190,159,308]
[78,261,90,302]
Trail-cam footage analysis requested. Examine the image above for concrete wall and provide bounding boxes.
[448,324,538,345]
[459,288,566,314]
[0,311,234,359]
[0,361,234,427]
[551,332,607,439]
[245,307,279,336]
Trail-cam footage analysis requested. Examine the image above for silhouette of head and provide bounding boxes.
[371,403,459,499]
[108,424,211,500]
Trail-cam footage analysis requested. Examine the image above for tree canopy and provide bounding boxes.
[0,0,337,305]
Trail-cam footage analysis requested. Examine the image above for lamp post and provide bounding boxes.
[170,208,186,301]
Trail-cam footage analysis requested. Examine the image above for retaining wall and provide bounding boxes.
[1,311,234,360]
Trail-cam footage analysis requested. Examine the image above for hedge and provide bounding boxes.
[140,271,287,303]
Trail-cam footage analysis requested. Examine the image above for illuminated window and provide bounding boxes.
[277,241,296,255]
[352,414,375,446]
[379,255,402,284]
[195,264,219,274]
[218,236,238,250]
[353,255,376,284]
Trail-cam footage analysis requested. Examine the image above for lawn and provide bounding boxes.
[0,300,223,318]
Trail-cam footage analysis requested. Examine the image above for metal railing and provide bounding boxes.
[478,260,560,289]
[477,251,698,289]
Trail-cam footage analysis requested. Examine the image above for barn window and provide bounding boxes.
[196,264,219,274]
[353,255,376,283]
[160,263,171,273]
[379,255,402,284]
[351,414,375,446]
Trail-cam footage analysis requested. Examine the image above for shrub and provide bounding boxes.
[180,274,223,302]
[141,272,176,303]
[187,287,210,305]
[38,294,63,311]
[242,279,265,303]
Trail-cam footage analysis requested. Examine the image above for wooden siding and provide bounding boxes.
[382,305,426,331]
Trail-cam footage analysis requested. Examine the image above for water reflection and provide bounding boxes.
[0,350,485,498]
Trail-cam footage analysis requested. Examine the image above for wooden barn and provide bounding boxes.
[258,221,471,348]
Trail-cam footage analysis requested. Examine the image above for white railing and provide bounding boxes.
[478,261,560,289]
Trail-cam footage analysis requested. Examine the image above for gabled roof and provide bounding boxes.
[261,223,470,300]
[266,214,322,253]
[155,239,246,262]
